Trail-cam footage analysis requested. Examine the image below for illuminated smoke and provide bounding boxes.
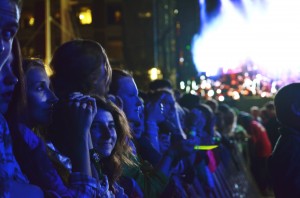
[192,0,300,82]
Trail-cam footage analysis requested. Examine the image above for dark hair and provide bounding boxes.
[93,96,135,191]
[274,83,300,126]
[50,39,111,97]
[195,103,215,136]
[179,93,200,110]
[205,99,219,113]
[21,58,50,128]
[237,111,253,131]
[9,0,22,9]
[146,88,174,104]
[264,101,275,111]
[22,58,45,72]
[109,69,132,95]
[148,79,172,91]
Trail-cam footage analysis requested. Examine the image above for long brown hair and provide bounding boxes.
[93,96,136,191]
[50,39,112,98]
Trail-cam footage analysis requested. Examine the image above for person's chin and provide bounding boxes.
[99,150,111,158]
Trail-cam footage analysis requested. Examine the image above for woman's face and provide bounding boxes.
[26,66,58,126]
[158,133,171,153]
[91,108,117,157]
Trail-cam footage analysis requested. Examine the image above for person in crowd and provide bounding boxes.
[179,93,201,111]
[50,39,111,98]
[269,83,300,197]
[90,96,138,197]
[238,111,272,195]
[49,39,111,172]
[144,89,178,151]
[49,39,122,196]
[149,79,187,136]
[0,1,45,193]
[250,106,262,123]
[148,79,173,92]
[1,38,43,197]
[261,101,280,149]
[109,69,195,198]
[7,58,109,196]
[185,104,218,196]
[205,99,219,115]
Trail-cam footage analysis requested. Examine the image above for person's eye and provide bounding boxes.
[108,123,116,130]
[36,84,45,91]
[91,123,100,130]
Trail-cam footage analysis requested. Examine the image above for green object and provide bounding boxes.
[194,145,218,150]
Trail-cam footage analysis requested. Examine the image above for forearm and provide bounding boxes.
[156,150,176,177]
[145,121,160,151]
[69,131,92,176]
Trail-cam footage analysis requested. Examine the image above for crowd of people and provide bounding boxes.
[1,0,300,197]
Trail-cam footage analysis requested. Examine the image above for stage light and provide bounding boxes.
[78,7,92,25]
[148,67,162,81]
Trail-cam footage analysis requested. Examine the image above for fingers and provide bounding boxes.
[88,97,97,115]
[67,93,96,113]
[69,92,84,99]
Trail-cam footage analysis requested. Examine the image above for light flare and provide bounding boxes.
[192,0,300,83]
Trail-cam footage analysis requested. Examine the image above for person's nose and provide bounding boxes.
[47,89,59,105]
[102,126,112,140]
[136,96,142,107]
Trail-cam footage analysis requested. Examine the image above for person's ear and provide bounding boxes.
[291,102,300,116]
[115,96,124,109]
[107,94,123,109]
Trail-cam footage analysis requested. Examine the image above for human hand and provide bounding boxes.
[144,98,164,123]
[166,135,195,161]
[66,92,97,140]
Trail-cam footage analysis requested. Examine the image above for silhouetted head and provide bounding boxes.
[50,39,111,98]
[275,83,300,129]
[149,79,172,91]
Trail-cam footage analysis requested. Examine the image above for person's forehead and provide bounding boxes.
[118,77,136,90]
[0,1,20,23]
[95,108,113,121]
[26,67,48,81]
